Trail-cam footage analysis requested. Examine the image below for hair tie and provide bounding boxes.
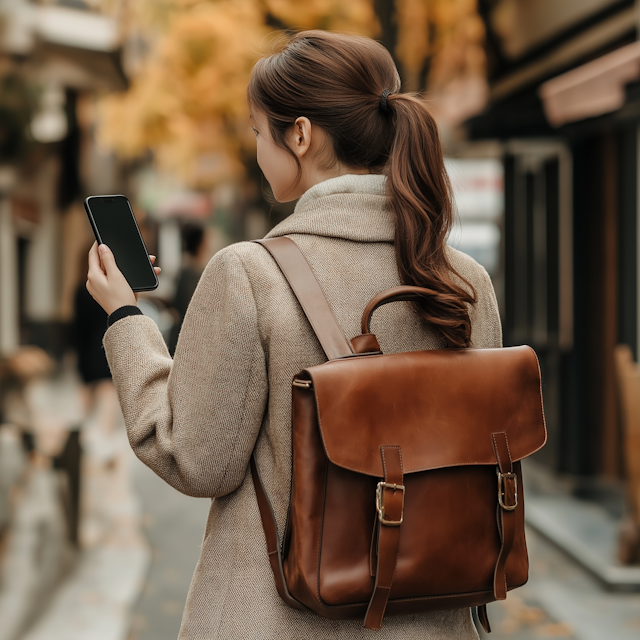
[379,89,392,112]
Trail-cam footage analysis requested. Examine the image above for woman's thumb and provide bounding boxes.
[98,244,117,274]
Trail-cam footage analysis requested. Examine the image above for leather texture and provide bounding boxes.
[350,333,382,355]
[310,346,545,476]
[251,237,546,631]
[249,454,307,612]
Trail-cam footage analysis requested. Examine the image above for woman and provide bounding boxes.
[87,30,501,640]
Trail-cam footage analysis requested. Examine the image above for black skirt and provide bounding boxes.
[73,285,111,384]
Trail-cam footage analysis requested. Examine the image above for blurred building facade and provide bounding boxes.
[0,0,127,360]
[0,4,131,636]
[468,0,640,488]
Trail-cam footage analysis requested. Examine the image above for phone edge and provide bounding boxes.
[83,196,104,245]
[124,196,159,292]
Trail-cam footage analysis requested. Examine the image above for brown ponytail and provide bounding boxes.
[248,31,477,348]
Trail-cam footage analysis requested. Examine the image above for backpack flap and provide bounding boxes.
[306,344,546,476]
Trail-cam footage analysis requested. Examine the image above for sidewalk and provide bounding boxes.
[127,459,210,640]
[0,362,149,640]
[0,437,73,640]
[21,427,150,640]
[481,525,640,639]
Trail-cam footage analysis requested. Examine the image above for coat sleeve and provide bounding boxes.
[103,247,268,498]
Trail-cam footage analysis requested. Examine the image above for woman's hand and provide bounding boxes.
[86,242,161,315]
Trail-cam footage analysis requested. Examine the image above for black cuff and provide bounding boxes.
[107,305,143,327]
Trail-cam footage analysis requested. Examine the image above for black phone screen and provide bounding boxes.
[85,195,158,292]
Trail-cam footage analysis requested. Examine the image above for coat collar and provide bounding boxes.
[265,174,395,243]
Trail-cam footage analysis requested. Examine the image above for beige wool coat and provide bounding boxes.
[104,174,502,640]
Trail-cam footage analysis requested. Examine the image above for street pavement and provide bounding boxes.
[126,458,210,640]
[482,526,640,640]
[18,385,149,640]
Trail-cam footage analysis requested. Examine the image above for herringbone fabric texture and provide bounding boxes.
[104,174,501,639]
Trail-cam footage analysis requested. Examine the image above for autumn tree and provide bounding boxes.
[100,0,485,188]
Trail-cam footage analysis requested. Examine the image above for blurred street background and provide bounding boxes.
[0,1,640,639]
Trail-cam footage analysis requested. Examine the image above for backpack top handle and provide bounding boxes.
[360,285,439,335]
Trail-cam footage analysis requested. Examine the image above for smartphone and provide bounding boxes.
[84,195,158,292]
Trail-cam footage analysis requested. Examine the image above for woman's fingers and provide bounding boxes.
[86,243,160,314]
[87,241,107,297]
[149,254,162,275]
[98,243,118,275]
[87,242,106,280]
[86,242,137,314]
[148,255,161,274]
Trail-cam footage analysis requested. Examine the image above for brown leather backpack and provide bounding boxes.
[251,237,547,632]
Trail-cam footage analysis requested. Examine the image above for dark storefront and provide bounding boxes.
[470,1,639,483]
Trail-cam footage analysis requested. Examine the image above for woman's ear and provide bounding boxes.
[289,116,312,159]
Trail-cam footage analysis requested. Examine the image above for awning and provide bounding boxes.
[539,40,640,127]
[2,3,127,91]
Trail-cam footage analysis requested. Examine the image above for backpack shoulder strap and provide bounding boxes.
[250,237,353,616]
[254,237,353,360]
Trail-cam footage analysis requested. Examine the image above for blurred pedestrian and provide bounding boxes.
[167,223,205,355]
[86,31,501,640]
[74,246,119,466]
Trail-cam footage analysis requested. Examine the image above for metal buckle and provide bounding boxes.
[497,471,518,511]
[375,481,405,526]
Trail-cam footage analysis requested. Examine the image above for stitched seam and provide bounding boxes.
[529,345,549,444]
[318,457,529,476]
[492,433,504,470]
[320,428,530,475]
[236,245,268,351]
[381,446,388,479]
[213,536,239,638]
[504,433,514,472]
